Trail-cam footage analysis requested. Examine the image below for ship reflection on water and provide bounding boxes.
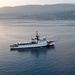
[10,45,55,57]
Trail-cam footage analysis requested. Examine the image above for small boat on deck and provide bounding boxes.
[10,31,55,50]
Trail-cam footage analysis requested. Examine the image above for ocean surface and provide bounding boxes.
[0,19,75,75]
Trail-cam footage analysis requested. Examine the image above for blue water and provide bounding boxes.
[0,19,75,75]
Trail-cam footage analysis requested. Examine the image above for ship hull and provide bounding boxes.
[10,42,55,50]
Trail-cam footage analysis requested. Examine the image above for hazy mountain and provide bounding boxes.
[0,4,75,20]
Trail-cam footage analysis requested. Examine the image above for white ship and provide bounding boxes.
[10,31,55,50]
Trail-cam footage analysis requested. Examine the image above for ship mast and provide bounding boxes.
[36,31,39,41]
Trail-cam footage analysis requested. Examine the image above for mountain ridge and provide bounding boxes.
[0,4,75,20]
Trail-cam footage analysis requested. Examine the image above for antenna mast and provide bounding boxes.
[36,31,39,41]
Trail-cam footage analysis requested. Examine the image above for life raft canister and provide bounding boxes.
[47,41,51,46]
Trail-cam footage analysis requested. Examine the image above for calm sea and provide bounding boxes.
[0,19,75,75]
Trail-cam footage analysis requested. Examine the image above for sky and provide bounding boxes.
[0,0,75,7]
